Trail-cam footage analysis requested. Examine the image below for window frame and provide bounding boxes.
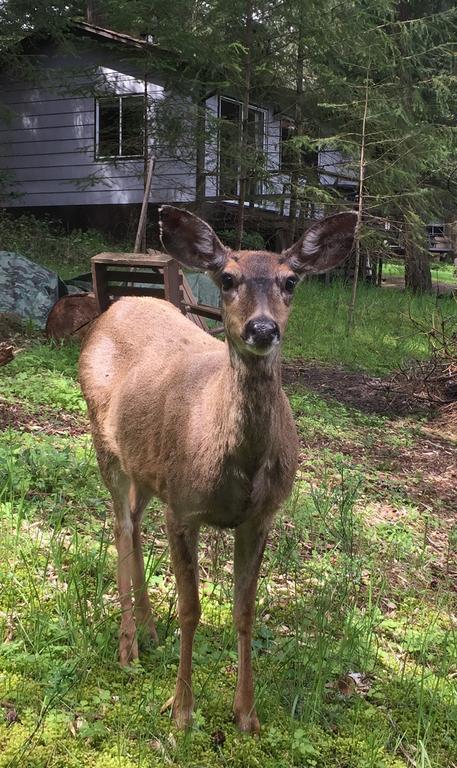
[217,96,267,198]
[95,94,145,161]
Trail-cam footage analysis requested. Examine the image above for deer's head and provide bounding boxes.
[160,206,356,358]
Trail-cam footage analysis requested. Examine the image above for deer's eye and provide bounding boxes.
[284,277,297,294]
[221,273,235,291]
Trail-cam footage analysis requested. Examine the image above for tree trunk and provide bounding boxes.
[288,15,305,246]
[235,0,253,250]
[86,1,100,24]
[404,215,432,293]
[347,63,369,330]
[195,88,207,217]
[396,1,432,294]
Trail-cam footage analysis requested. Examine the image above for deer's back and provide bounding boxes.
[79,297,222,447]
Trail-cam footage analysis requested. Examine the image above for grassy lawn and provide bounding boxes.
[1,291,456,768]
[285,279,456,373]
[383,261,457,287]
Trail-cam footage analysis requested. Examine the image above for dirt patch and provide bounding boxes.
[282,360,425,417]
[285,359,457,578]
[0,399,88,437]
[299,426,457,582]
[382,274,456,295]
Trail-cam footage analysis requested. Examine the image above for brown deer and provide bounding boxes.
[79,206,356,733]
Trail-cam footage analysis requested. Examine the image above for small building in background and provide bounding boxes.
[0,22,355,248]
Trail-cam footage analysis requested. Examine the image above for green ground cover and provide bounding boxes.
[284,280,456,373]
[1,304,456,766]
[383,261,457,287]
[0,211,115,279]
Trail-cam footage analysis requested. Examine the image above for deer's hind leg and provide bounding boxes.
[92,433,157,662]
[129,483,159,644]
[109,470,139,666]
[165,508,201,729]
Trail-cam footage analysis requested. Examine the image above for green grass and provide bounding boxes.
[0,336,456,767]
[383,261,457,286]
[284,279,457,373]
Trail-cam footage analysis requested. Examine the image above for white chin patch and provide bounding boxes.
[244,336,279,356]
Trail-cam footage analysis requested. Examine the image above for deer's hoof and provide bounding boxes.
[119,629,139,666]
[172,701,193,730]
[234,709,260,735]
[160,694,193,730]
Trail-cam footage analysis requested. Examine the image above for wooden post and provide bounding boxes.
[195,88,207,216]
[163,258,183,310]
[91,262,110,313]
[235,0,253,250]
[377,256,383,286]
[134,156,155,254]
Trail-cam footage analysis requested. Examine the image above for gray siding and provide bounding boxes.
[0,38,286,211]
[0,41,196,208]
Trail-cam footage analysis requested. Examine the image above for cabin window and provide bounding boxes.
[219,98,242,197]
[96,95,144,159]
[280,120,318,173]
[218,97,265,198]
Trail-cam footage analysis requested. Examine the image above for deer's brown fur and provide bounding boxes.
[79,206,356,733]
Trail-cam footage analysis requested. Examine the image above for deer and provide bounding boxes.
[79,206,356,733]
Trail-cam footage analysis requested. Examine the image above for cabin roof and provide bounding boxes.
[71,21,167,53]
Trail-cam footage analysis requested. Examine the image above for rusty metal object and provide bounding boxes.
[0,343,14,366]
[45,293,99,341]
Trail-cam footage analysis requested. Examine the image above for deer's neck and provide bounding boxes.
[215,343,283,464]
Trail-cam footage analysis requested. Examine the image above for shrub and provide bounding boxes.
[217,228,265,251]
[0,210,112,276]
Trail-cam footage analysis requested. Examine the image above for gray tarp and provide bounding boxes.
[0,252,219,330]
[0,252,66,329]
[185,271,220,307]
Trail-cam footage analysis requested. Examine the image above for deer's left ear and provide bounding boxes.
[281,211,357,277]
[159,206,228,272]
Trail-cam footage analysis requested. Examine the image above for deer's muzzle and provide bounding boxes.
[242,317,280,352]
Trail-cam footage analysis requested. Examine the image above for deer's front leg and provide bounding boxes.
[165,509,200,729]
[233,516,270,734]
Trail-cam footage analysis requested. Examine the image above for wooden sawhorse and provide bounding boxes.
[91,250,183,314]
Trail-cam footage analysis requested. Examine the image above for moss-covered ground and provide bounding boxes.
[0,289,456,767]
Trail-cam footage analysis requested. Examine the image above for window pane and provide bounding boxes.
[98,98,120,157]
[247,107,264,150]
[219,98,241,197]
[121,96,144,157]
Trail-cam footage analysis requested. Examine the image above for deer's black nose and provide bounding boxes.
[244,317,280,347]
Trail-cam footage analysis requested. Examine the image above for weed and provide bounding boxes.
[0,210,120,278]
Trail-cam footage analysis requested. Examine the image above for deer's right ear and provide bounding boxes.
[159,206,228,272]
